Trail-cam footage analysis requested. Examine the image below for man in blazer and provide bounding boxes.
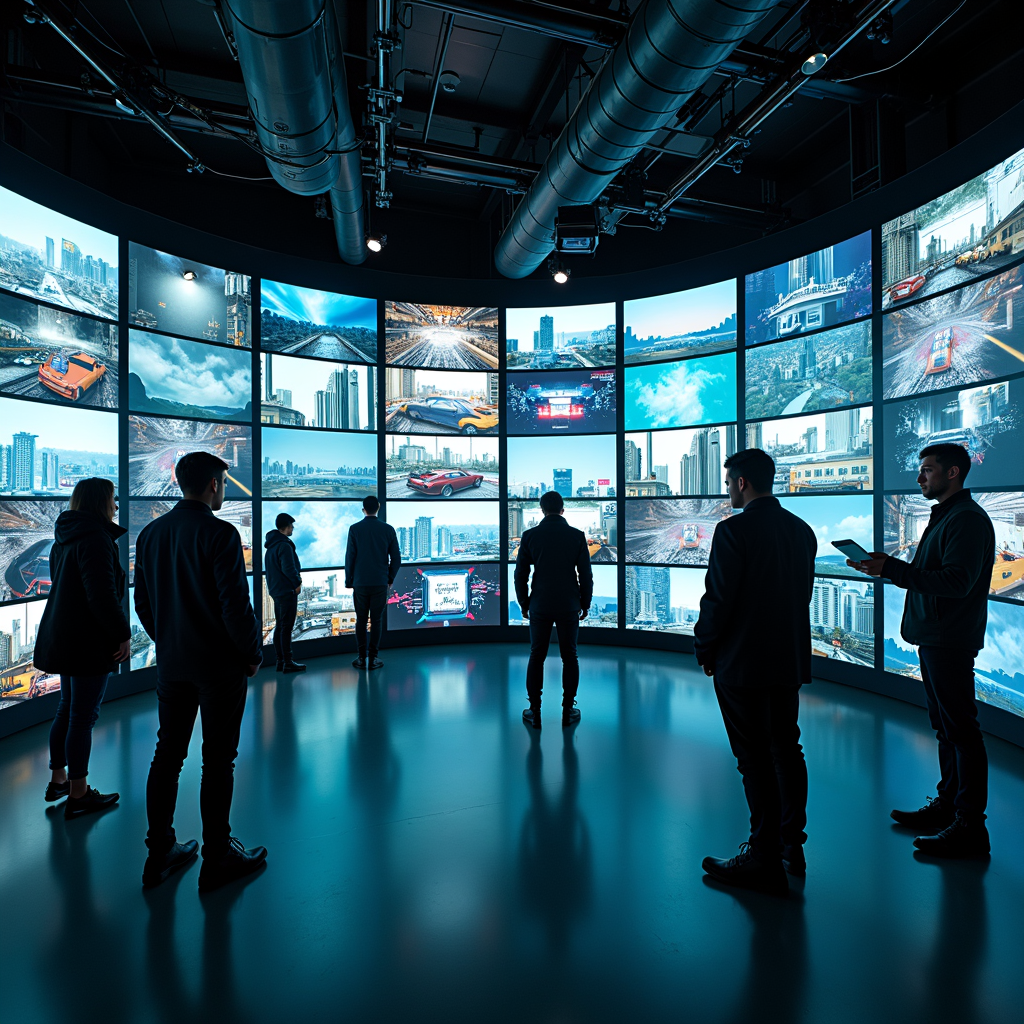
[135,451,266,892]
[514,490,593,729]
[694,448,816,895]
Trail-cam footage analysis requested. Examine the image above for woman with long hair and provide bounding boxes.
[34,477,131,818]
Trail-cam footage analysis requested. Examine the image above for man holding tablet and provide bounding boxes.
[849,444,995,858]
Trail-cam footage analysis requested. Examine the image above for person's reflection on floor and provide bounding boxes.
[348,676,401,815]
[198,873,263,1021]
[268,675,301,812]
[518,730,592,953]
[143,870,199,1023]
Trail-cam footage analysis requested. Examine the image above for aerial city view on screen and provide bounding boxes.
[623,279,736,364]
[625,498,732,566]
[625,565,705,633]
[386,501,500,563]
[260,280,376,362]
[129,243,251,346]
[261,428,376,498]
[509,563,618,627]
[385,303,498,369]
[744,320,872,419]
[260,353,376,432]
[506,368,616,435]
[505,302,615,369]
[881,265,1024,400]
[388,563,501,629]
[506,434,616,499]
[386,434,498,498]
[778,494,874,578]
[260,500,363,568]
[385,368,498,435]
[746,407,873,493]
[882,145,1024,307]
[745,232,872,344]
[262,570,355,643]
[508,500,617,562]
[624,352,737,430]
[624,425,736,496]
[0,500,65,602]
[0,185,118,320]
[0,598,51,706]
[0,292,118,409]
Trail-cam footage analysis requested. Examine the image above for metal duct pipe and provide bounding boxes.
[224,0,365,264]
[493,0,781,278]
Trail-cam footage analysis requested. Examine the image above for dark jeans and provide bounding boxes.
[714,683,808,862]
[48,673,110,780]
[919,645,988,819]
[353,585,388,658]
[272,592,298,663]
[146,674,247,859]
[525,613,580,707]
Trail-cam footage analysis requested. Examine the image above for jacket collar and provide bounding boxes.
[929,487,971,522]
[175,499,215,515]
[743,495,779,512]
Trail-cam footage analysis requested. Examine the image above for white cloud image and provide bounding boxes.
[131,331,250,409]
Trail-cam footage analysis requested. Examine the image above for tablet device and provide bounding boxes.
[832,539,872,563]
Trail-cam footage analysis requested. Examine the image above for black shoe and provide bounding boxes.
[782,846,806,877]
[143,840,199,888]
[702,843,789,896]
[522,707,541,729]
[562,706,581,728]
[368,658,384,670]
[352,656,367,669]
[275,661,284,672]
[63,786,119,820]
[282,661,306,673]
[913,812,991,859]
[891,796,955,831]
[198,837,268,892]
[45,779,70,802]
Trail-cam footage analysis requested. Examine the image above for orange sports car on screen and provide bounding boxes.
[38,352,106,401]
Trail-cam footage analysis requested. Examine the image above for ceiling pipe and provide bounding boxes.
[223,0,365,264]
[493,0,783,279]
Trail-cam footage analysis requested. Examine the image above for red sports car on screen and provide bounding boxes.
[407,469,484,497]
[925,327,955,374]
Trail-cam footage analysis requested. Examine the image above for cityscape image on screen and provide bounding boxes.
[881,264,1024,400]
[128,242,251,347]
[624,498,732,566]
[0,292,119,410]
[506,434,616,498]
[262,570,355,643]
[0,597,53,706]
[745,232,872,344]
[624,279,736,364]
[624,425,737,496]
[881,144,1024,307]
[505,302,615,369]
[744,320,872,420]
[386,434,498,498]
[508,500,617,562]
[509,563,617,627]
[386,501,500,563]
[625,565,705,633]
[385,368,499,435]
[385,303,498,370]
[0,500,66,602]
[260,353,376,432]
[778,494,874,578]
[260,279,376,363]
[506,368,616,435]
[809,577,874,667]
[260,500,363,569]
[0,184,118,320]
[261,428,376,498]
[746,407,873,493]
[624,352,737,430]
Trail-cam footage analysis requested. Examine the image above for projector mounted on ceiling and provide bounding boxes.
[555,205,601,255]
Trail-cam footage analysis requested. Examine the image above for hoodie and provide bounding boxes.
[264,529,302,597]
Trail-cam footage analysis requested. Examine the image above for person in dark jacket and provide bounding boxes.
[264,512,305,673]
[135,451,266,891]
[35,478,129,819]
[514,490,593,730]
[694,449,816,895]
[850,443,996,858]
[345,495,400,670]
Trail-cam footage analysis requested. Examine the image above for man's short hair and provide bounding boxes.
[724,448,776,493]
[175,451,229,496]
[540,491,564,514]
[275,512,295,530]
[363,495,380,514]
[920,443,972,482]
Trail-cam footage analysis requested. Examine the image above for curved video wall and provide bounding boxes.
[1,140,1023,729]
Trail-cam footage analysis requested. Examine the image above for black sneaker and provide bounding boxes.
[143,840,199,888]
[891,796,955,831]
[45,779,70,802]
[367,658,384,670]
[562,706,581,728]
[702,843,789,896]
[198,837,268,893]
[522,707,541,729]
[782,846,806,877]
[282,661,306,673]
[913,812,991,859]
[352,656,367,669]
[64,786,119,820]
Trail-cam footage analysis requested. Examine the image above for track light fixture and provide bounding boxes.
[366,234,387,253]
[182,270,197,281]
[547,256,570,284]
[801,51,829,75]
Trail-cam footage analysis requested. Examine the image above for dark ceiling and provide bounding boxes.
[2,0,1022,280]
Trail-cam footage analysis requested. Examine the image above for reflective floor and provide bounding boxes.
[1,645,1023,1023]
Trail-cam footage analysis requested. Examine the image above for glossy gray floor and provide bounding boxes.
[1,645,1022,1024]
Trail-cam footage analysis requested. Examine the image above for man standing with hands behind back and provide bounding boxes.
[850,443,995,858]
[264,512,306,673]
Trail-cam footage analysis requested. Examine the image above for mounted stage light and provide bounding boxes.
[182,269,197,281]
[801,52,829,75]
[555,205,600,255]
[366,234,387,253]
[547,256,570,284]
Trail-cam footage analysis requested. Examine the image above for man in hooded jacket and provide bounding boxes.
[264,512,305,673]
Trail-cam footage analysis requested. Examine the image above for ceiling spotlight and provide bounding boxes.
[182,270,197,281]
[366,234,387,253]
[801,52,829,76]
[547,256,570,284]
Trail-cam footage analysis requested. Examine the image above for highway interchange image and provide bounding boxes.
[385,303,498,370]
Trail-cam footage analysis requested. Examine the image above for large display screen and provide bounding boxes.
[624,498,732,565]
[260,279,376,362]
[506,434,616,499]
[744,320,872,419]
[745,407,873,493]
[881,145,1024,307]
[260,353,376,431]
[506,368,616,435]
[386,501,499,563]
[0,292,119,409]
[745,231,872,344]
[881,265,1024,400]
[388,563,501,629]
[506,302,615,369]
[624,352,736,430]
[509,563,617,627]
[883,379,1024,490]
[624,279,736,364]
[624,425,736,496]
[262,570,355,644]
[507,499,617,562]
[385,368,498,435]
[260,500,363,569]
[261,427,376,499]
[625,565,704,633]
[386,434,498,498]
[777,494,873,579]
[0,184,118,320]
[128,243,250,346]
[385,303,498,370]
[0,499,66,601]
[0,597,53,706]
